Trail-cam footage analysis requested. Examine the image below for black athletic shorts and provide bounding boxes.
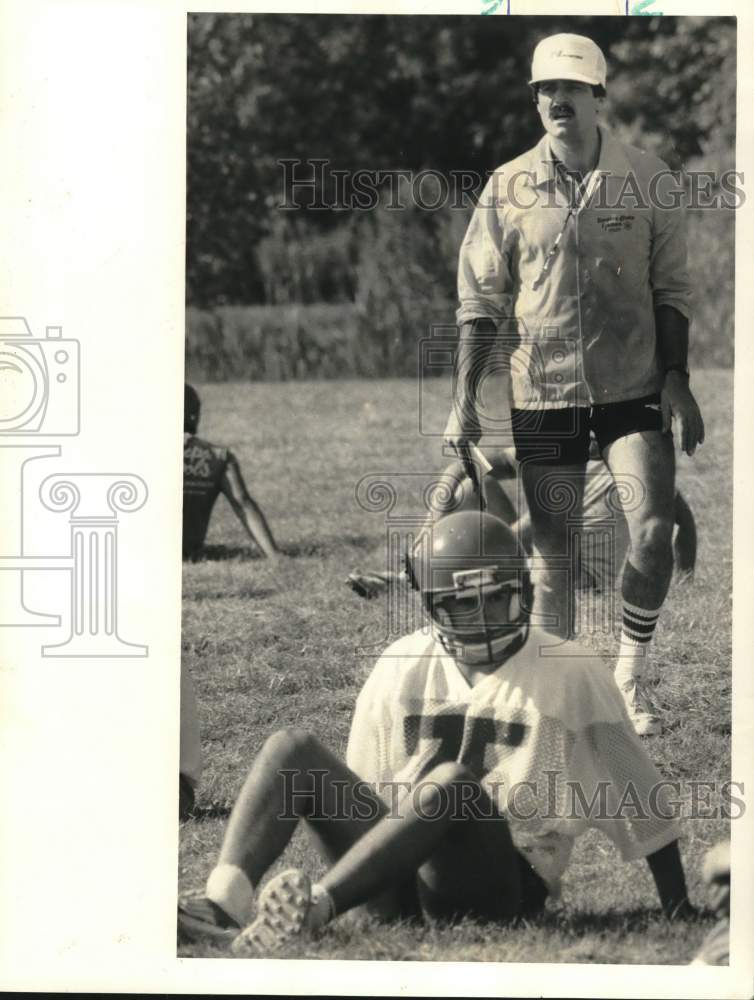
[511,393,664,466]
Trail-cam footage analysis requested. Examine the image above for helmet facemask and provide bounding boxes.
[407,510,532,667]
[425,566,530,666]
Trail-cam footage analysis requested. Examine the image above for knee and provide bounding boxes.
[632,514,674,554]
[262,727,319,765]
[417,761,477,809]
[425,761,475,785]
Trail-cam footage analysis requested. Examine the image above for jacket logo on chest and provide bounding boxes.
[596,214,635,233]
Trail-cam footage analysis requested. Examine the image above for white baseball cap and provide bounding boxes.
[529,34,607,89]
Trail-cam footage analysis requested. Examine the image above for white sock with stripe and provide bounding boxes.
[614,600,661,688]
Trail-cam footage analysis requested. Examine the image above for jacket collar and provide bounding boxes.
[530,126,631,187]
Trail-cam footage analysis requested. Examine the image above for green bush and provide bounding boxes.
[686,207,734,369]
[186,201,733,380]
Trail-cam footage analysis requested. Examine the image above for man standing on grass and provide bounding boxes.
[444,34,705,736]
[178,510,693,956]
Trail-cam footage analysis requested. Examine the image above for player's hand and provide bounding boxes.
[444,405,483,481]
[443,404,482,472]
[661,374,705,456]
[443,404,482,451]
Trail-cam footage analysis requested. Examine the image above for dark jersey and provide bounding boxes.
[183,434,229,559]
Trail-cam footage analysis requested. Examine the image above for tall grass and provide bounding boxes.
[186,204,733,381]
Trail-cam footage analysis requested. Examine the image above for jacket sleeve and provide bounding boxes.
[649,168,692,321]
[456,172,515,326]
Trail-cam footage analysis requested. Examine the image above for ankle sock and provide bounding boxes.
[615,600,660,687]
[206,863,255,926]
[308,883,336,930]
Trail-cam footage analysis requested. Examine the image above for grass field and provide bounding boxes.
[179,371,732,963]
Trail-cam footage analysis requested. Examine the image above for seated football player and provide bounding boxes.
[178,511,694,956]
[347,444,697,737]
[183,384,282,562]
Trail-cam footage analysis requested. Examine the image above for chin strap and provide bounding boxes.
[437,620,529,667]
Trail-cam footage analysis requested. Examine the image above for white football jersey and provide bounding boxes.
[347,627,679,890]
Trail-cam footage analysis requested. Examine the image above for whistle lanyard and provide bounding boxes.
[533,163,593,287]
[534,206,575,285]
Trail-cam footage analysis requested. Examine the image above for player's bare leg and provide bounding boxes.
[177,728,391,944]
[233,761,543,955]
[603,430,676,735]
[519,461,586,639]
[316,762,535,923]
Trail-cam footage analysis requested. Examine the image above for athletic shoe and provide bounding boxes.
[231,869,313,957]
[177,892,240,944]
[619,677,663,736]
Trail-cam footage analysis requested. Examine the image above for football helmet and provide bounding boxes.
[407,511,532,666]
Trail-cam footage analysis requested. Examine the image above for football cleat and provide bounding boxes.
[619,678,663,737]
[232,869,313,957]
[177,892,240,944]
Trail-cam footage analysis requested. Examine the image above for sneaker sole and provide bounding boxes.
[232,869,311,957]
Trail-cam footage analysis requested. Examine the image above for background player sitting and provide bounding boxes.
[183,383,282,561]
[179,511,693,956]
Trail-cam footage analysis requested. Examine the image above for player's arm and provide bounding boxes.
[656,306,705,456]
[672,490,696,583]
[650,170,704,457]
[445,174,511,462]
[220,451,282,561]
